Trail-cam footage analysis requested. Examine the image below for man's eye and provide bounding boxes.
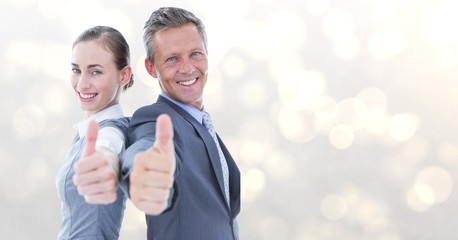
[166,56,176,62]
[191,52,201,57]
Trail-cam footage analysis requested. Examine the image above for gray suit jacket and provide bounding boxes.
[121,96,240,240]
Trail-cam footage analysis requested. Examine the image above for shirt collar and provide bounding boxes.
[74,104,125,138]
[160,92,206,124]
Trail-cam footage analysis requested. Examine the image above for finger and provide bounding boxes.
[130,187,170,215]
[130,186,170,203]
[153,114,174,152]
[130,169,174,189]
[133,150,175,174]
[76,178,117,196]
[73,165,115,186]
[83,120,99,157]
[74,153,107,174]
[133,200,168,216]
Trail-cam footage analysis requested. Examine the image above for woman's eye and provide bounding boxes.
[91,70,102,76]
[71,68,81,74]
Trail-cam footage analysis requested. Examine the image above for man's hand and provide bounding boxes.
[73,120,119,204]
[130,114,176,215]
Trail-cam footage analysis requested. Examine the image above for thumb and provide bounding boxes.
[83,120,99,157]
[153,114,174,151]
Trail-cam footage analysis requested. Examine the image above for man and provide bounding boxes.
[121,7,241,239]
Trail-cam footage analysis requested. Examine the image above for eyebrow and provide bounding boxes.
[71,63,104,69]
[88,64,104,69]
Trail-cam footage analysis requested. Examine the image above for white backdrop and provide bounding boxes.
[1,0,458,239]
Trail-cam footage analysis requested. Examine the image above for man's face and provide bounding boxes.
[146,23,208,110]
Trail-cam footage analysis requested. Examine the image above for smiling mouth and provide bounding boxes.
[177,78,197,86]
[79,92,97,100]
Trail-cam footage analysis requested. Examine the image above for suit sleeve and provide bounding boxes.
[119,105,181,212]
[119,105,158,197]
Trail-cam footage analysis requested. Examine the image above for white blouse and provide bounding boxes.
[73,104,126,155]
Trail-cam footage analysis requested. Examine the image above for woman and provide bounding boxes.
[56,26,134,240]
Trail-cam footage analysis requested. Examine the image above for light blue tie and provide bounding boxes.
[202,111,230,206]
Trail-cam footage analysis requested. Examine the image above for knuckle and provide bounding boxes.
[130,171,140,183]
[76,186,84,195]
[164,175,174,188]
[106,193,116,204]
[105,170,115,180]
[99,154,108,163]
[109,178,116,186]
[73,162,80,172]
[72,175,79,185]
[161,190,169,203]
[134,153,147,164]
[148,205,162,215]
[129,187,138,199]
[107,180,116,190]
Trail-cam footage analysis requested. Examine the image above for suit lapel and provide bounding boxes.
[217,136,241,217]
[157,96,228,205]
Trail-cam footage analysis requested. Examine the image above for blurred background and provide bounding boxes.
[1,0,458,239]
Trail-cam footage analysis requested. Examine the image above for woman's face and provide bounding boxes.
[71,40,123,117]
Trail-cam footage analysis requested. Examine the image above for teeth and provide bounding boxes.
[178,79,197,86]
[80,93,96,99]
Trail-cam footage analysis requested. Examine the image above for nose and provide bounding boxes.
[179,58,195,75]
[77,73,91,90]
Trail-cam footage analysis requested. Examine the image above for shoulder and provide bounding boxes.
[130,102,179,126]
[133,102,174,117]
[127,102,180,145]
[99,117,130,134]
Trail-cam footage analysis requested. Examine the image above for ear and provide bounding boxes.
[145,58,158,78]
[119,65,132,86]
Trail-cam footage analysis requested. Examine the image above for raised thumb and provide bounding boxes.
[153,114,174,151]
[83,120,99,157]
